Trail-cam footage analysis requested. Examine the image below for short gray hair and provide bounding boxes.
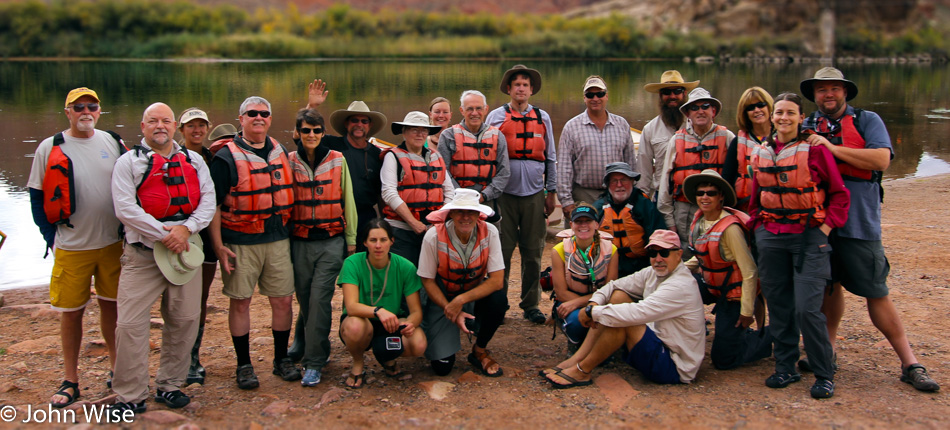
[459,90,487,107]
[239,96,271,116]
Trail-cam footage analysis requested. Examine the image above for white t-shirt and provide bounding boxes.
[27,130,124,250]
[417,220,504,279]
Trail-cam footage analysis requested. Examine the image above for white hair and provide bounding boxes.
[239,96,271,116]
[459,90,487,107]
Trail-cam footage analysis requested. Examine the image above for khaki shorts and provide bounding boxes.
[221,239,294,299]
[49,241,122,311]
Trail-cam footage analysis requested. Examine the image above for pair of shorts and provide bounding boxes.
[338,314,404,362]
[49,241,123,311]
[220,240,294,299]
[622,326,682,384]
[830,235,890,298]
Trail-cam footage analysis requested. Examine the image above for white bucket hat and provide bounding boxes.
[679,87,722,114]
[425,189,495,223]
[154,233,204,286]
[391,111,442,135]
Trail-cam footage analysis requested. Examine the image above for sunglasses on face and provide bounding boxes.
[694,190,720,197]
[585,91,607,99]
[298,127,323,135]
[647,248,680,258]
[70,103,99,113]
[745,101,769,112]
[244,110,271,118]
[660,87,686,96]
[686,103,712,112]
[349,118,371,124]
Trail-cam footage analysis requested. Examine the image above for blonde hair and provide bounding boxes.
[736,87,774,134]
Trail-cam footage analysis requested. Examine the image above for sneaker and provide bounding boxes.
[155,389,191,409]
[301,368,322,387]
[236,364,260,390]
[765,372,802,388]
[523,309,546,325]
[810,378,835,399]
[901,363,940,392]
[272,357,302,381]
[107,400,147,415]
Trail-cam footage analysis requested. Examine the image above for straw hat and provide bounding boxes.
[500,64,542,95]
[425,189,495,223]
[682,169,736,207]
[799,67,858,102]
[329,101,388,137]
[154,234,204,286]
[643,70,699,93]
[391,111,442,135]
[679,87,722,114]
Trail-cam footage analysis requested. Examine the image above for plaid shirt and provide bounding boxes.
[556,110,637,206]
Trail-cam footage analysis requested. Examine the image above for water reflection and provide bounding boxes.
[0,175,54,290]
[911,152,950,178]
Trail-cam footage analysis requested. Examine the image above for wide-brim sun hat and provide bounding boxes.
[683,169,737,207]
[425,189,494,224]
[643,70,699,94]
[154,233,204,286]
[500,64,542,95]
[800,66,858,102]
[208,123,237,142]
[603,162,641,186]
[329,101,388,137]
[680,87,723,114]
[391,111,442,135]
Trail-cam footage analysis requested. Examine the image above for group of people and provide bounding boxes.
[27,65,938,415]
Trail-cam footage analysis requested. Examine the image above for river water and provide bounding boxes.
[2,60,949,290]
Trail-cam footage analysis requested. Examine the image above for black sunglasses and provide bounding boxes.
[244,110,271,118]
[70,103,99,113]
[585,91,607,99]
[647,248,680,258]
[660,87,686,96]
[686,103,712,112]
[745,101,769,112]
[694,190,720,197]
[349,118,371,124]
[298,127,324,135]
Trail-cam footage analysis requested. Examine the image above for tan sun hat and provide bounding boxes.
[644,70,700,94]
[500,64,542,95]
[329,101,388,137]
[154,233,204,286]
[799,66,858,102]
[208,123,237,142]
[683,169,736,207]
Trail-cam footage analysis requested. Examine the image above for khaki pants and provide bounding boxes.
[112,244,201,403]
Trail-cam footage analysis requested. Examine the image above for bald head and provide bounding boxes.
[141,102,177,152]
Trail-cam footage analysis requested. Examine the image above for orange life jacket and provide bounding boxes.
[806,109,877,182]
[42,131,126,227]
[669,125,730,202]
[560,235,613,296]
[498,105,546,162]
[599,202,647,259]
[289,150,345,239]
[734,130,761,209]
[220,136,295,234]
[434,220,491,299]
[688,207,750,301]
[134,145,202,222]
[381,147,446,223]
[449,124,500,188]
[751,139,826,226]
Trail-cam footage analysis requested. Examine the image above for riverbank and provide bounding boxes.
[0,173,948,428]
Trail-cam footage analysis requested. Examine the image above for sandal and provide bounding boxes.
[345,372,365,389]
[538,366,563,378]
[381,361,404,379]
[468,349,503,377]
[51,380,80,408]
[546,370,592,389]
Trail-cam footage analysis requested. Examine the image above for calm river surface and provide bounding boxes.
[2,60,949,289]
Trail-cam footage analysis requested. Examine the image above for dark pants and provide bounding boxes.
[390,227,425,268]
[618,255,650,278]
[421,287,507,361]
[709,300,772,370]
[499,191,546,312]
[354,205,378,253]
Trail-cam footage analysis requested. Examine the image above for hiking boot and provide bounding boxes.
[236,364,259,390]
[810,378,835,399]
[272,357,302,381]
[107,399,147,415]
[155,389,191,409]
[901,363,940,392]
[523,309,546,325]
[288,320,305,363]
[301,368,321,387]
[186,326,206,385]
[765,372,802,388]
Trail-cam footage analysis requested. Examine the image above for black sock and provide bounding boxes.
[233,334,251,366]
[273,329,290,361]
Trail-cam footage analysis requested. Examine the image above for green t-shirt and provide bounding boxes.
[337,252,422,317]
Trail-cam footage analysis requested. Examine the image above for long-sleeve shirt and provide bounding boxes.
[684,212,758,317]
[589,262,705,383]
[657,123,736,228]
[112,140,216,248]
[437,121,510,201]
[636,115,678,198]
[485,103,557,196]
[556,110,637,207]
[381,145,455,231]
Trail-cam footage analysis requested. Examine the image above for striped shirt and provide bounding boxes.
[556,110,637,206]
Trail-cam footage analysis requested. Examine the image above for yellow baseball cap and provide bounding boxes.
[65,87,100,107]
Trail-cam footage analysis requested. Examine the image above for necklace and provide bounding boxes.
[365,255,391,306]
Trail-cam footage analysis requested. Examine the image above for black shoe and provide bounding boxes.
[901,363,940,392]
[523,309,546,325]
[236,364,259,390]
[272,357,302,381]
[186,361,205,385]
[810,378,835,399]
[155,389,191,409]
[765,372,802,388]
[798,352,838,373]
[107,400,147,415]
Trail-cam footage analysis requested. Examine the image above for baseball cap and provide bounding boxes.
[65,87,99,107]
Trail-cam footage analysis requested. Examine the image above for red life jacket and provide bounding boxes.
[688,207,750,301]
[42,131,126,227]
[220,136,295,234]
[751,139,826,226]
[560,234,614,296]
[289,150,345,239]
[734,130,762,210]
[434,220,491,299]
[381,146,446,223]
[449,124,500,188]
[669,125,730,202]
[806,109,876,182]
[498,105,546,162]
[134,145,202,222]
[599,202,647,259]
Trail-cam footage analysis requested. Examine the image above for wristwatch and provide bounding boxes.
[584,304,594,319]
[374,306,382,318]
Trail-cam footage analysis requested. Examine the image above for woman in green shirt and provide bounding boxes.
[338,219,427,389]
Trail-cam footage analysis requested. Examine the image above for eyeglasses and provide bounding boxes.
[694,190,720,197]
[745,101,769,112]
[69,103,99,113]
[647,248,680,258]
[298,127,323,134]
[244,110,271,118]
[585,91,607,99]
[349,118,371,124]
[404,127,430,135]
[660,87,685,96]
[686,103,712,112]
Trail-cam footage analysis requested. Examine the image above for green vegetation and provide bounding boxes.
[0,347,6,355]
[0,0,946,59]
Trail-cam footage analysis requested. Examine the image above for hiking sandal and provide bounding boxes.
[345,372,365,389]
[382,361,404,379]
[51,380,80,408]
[468,349,503,377]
